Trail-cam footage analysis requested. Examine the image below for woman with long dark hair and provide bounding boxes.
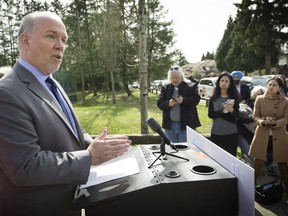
[208,72,240,156]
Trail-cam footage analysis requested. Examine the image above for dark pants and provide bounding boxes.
[265,136,273,166]
[211,133,238,157]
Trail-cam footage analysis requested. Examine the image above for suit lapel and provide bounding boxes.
[14,63,84,146]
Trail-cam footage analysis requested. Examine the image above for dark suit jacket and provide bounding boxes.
[0,62,92,216]
[240,84,251,102]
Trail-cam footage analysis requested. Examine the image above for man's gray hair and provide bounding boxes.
[17,11,64,49]
[167,66,189,83]
[251,85,266,100]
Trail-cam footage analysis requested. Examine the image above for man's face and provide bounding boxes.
[171,74,181,86]
[20,17,68,75]
[233,76,240,85]
[184,70,191,78]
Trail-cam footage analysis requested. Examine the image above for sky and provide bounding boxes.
[160,0,242,63]
[48,0,241,63]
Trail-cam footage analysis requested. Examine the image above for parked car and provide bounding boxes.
[240,75,274,90]
[131,82,140,89]
[150,79,169,90]
[198,77,218,98]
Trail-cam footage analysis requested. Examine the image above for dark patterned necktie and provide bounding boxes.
[46,77,78,138]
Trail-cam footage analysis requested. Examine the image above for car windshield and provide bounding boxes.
[251,77,270,87]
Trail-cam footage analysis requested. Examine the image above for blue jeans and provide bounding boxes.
[238,134,250,157]
[165,121,187,143]
[238,134,253,162]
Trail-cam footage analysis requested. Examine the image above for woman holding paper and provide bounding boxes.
[208,72,240,156]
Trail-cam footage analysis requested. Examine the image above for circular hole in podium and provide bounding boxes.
[174,144,190,151]
[149,145,160,150]
[190,165,216,175]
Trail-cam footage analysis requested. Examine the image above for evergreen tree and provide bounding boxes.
[246,0,288,74]
[215,16,234,71]
[173,49,189,66]
[201,53,205,61]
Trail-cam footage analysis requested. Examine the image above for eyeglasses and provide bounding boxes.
[170,66,179,71]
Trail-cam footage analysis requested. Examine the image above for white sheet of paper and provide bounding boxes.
[79,157,140,189]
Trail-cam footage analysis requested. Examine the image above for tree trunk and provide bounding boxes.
[265,53,271,75]
[77,11,85,104]
[138,0,148,134]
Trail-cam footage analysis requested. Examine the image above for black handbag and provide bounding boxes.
[255,178,284,205]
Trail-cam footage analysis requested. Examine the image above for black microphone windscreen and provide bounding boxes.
[146,116,177,150]
[146,117,160,132]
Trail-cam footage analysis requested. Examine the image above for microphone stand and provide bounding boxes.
[148,140,189,169]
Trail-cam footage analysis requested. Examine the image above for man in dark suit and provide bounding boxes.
[230,71,251,103]
[0,11,131,216]
[231,70,252,163]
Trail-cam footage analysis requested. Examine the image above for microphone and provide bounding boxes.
[146,117,177,150]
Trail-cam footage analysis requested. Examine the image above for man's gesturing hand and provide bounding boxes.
[87,134,131,166]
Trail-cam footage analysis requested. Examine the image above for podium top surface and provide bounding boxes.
[73,143,236,209]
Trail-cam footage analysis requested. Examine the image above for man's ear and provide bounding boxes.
[20,33,30,46]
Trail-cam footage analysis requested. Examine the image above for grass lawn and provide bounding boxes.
[74,89,242,158]
[74,89,211,136]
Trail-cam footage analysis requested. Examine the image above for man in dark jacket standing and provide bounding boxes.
[157,66,201,143]
[231,70,252,162]
[230,71,251,103]
[184,68,199,90]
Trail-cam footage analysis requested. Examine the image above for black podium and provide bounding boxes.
[73,143,238,215]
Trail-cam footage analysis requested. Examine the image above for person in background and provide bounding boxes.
[157,66,201,143]
[276,74,288,133]
[265,74,288,173]
[249,77,288,197]
[279,64,288,78]
[247,85,266,110]
[250,84,281,174]
[230,70,251,103]
[238,85,267,165]
[208,72,240,156]
[275,74,288,96]
[230,70,252,162]
[0,11,131,216]
[184,68,199,89]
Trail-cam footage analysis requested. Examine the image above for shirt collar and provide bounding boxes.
[18,58,49,84]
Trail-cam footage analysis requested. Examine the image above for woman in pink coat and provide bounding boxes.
[249,76,288,196]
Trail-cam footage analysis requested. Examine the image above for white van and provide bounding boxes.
[198,77,218,98]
